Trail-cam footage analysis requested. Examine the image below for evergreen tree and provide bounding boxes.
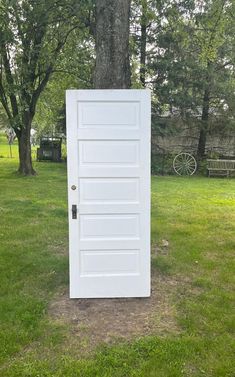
[148,0,235,158]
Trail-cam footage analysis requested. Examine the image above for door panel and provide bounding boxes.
[80,249,140,277]
[78,101,140,128]
[79,178,140,204]
[80,214,140,240]
[79,140,139,166]
[66,89,151,298]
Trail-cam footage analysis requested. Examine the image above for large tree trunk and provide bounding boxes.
[94,0,131,89]
[17,115,36,175]
[197,87,210,160]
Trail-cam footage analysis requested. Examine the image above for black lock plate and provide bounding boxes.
[72,205,77,219]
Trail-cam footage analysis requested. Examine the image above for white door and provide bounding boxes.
[66,89,151,298]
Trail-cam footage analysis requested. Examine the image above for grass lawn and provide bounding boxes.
[0,133,19,159]
[0,138,234,376]
[0,133,38,160]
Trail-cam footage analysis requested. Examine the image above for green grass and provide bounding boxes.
[0,133,38,160]
[0,133,19,158]
[0,137,234,376]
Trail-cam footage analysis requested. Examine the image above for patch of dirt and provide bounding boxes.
[48,271,180,350]
[152,241,170,256]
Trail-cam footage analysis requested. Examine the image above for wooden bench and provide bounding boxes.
[207,159,235,177]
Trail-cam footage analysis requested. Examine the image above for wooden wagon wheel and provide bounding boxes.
[173,153,197,176]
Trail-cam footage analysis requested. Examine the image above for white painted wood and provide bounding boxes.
[66,89,151,298]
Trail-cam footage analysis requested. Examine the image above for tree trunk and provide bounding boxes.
[140,0,147,87]
[94,0,131,89]
[197,62,211,160]
[197,87,210,160]
[17,116,36,175]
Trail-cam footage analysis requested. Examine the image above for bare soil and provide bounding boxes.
[48,269,180,350]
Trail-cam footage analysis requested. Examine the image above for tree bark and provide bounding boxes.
[17,114,36,175]
[197,62,211,160]
[94,0,131,89]
[140,0,147,87]
[197,87,210,160]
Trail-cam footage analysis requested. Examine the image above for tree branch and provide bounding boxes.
[0,44,19,117]
[0,81,12,119]
[30,66,53,115]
